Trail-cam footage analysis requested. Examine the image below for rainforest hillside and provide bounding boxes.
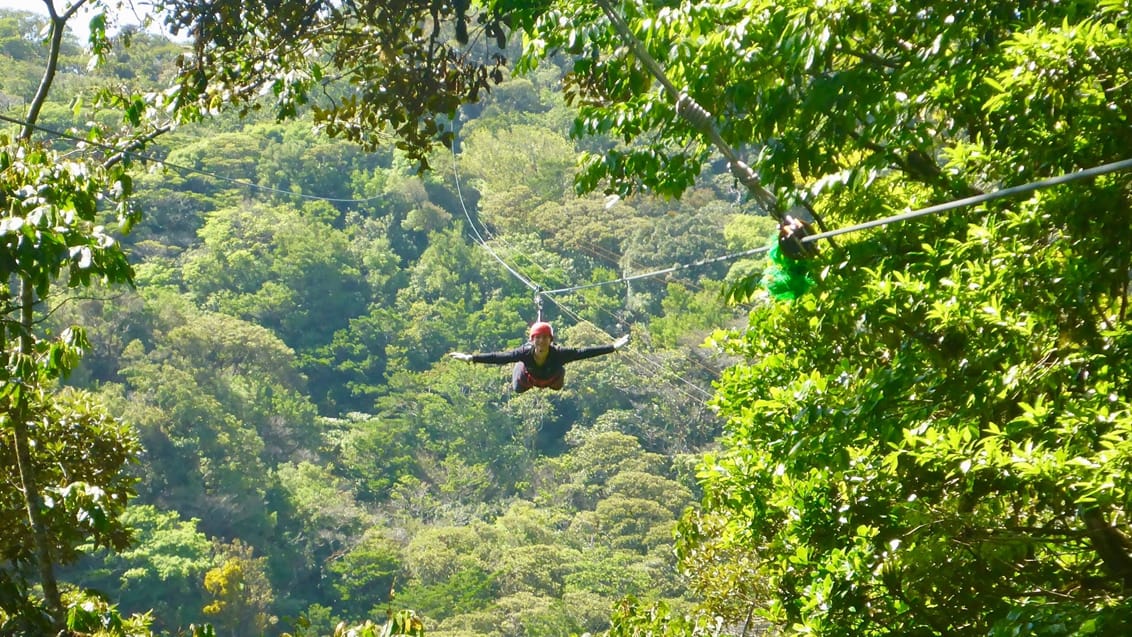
[4,2,1132,636]
[1,7,771,636]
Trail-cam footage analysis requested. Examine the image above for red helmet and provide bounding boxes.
[529,321,554,340]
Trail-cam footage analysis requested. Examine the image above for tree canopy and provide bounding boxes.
[4,0,1132,635]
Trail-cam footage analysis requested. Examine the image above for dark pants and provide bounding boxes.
[512,362,565,393]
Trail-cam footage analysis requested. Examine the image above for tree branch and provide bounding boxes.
[105,124,173,169]
[834,45,903,70]
[1080,508,1132,589]
[24,5,71,137]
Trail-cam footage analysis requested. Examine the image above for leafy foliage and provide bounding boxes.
[31,1,1083,635]
[203,540,276,636]
[0,386,139,557]
[0,135,136,293]
[658,1,1132,634]
[65,505,214,633]
[149,0,510,171]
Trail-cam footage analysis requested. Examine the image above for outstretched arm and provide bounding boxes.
[449,345,528,365]
[557,333,631,364]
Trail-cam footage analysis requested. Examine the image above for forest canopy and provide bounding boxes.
[2,1,1132,636]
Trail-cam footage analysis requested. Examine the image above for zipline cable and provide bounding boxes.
[445,143,566,296]
[543,244,772,296]
[0,112,386,204]
[573,241,712,296]
[447,132,542,294]
[448,132,717,399]
[448,137,492,249]
[543,155,1132,296]
[543,290,714,402]
[448,121,756,302]
[796,156,1132,247]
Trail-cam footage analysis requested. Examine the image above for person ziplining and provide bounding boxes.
[449,321,630,393]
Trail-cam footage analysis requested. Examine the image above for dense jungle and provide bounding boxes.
[2,2,1131,637]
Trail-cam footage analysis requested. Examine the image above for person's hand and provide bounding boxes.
[449,352,473,362]
[613,334,630,350]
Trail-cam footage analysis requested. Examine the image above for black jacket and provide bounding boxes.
[471,342,615,380]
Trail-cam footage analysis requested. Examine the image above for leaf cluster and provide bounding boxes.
[149,0,512,171]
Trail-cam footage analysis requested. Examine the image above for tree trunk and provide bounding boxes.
[1081,507,1132,590]
[9,6,74,623]
[8,279,62,620]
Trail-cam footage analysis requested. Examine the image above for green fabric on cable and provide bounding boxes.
[762,243,814,301]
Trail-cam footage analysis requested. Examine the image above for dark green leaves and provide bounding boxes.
[150,0,510,172]
[1,386,140,566]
